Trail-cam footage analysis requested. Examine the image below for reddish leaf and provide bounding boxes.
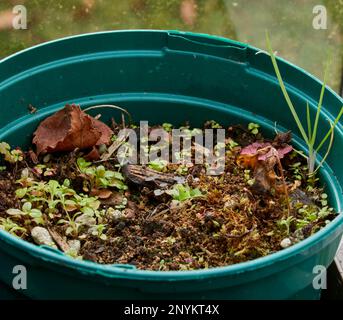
[33,104,113,155]
[240,142,270,156]
[239,141,293,195]
[92,118,114,146]
[28,150,38,164]
[240,142,292,160]
[84,147,101,161]
[257,145,293,161]
[277,145,293,158]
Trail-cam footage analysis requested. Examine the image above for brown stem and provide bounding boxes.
[275,153,291,217]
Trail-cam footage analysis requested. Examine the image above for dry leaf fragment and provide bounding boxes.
[240,142,292,161]
[90,189,113,199]
[238,139,292,199]
[33,104,113,155]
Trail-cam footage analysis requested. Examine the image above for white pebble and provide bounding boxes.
[107,208,125,220]
[31,227,57,249]
[280,238,292,248]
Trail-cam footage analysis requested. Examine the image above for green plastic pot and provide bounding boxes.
[0,30,342,300]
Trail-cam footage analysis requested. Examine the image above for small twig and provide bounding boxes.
[258,146,291,216]
[47,227,70,252]
[100,131,130,161]
[274,151,291,217]
[83,104,132,124]
[121,112,126,129]
[111,117,117,130]
[93,157,117,164]
[147,203,170,219]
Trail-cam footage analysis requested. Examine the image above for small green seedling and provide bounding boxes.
[226,138,239,151]
[148,159,168,172]
[77,158,127,190]
[176,164,189,175]
[167,184,203,202]
[0,217,27,237]
[89,224,107,240]
[244,169,255,186]
[162,123,173,132]
[294,201,334,230]
[0,142,24,163]
[248,123,260,135]
[58,213,83,237]
[206,120,222,129]
[277,216,294,235]
[6,202,44,225]
[289,162,306,181]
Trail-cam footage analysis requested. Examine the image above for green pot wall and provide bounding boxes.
[0,30,342,299]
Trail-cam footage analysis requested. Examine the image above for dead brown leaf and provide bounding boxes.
[33,104,113,155]
[90,189,113,199]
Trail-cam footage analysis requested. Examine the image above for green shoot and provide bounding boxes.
[162,123,173,132]
[226,138,239,151]
[266,31,343,176]
[6,202,44,225]
[148,159,168,172]
[0,142,24,163]
[206,120,222,129]
[248,122,260,135]
[277,216,294,235]
[0,217,27,237]
[77,157,127,190]
[166,184,203,202]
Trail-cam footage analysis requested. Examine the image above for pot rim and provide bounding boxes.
[0,30,343,281]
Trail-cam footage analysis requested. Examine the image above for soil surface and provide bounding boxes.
[0,107,336,271]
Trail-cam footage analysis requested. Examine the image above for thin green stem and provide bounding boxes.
[310,60,330,147]
[265,31,309,145]
[306,101,312,139]
[313,121,335,175]
[316,106,343,153]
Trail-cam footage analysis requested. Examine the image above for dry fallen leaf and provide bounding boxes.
[238,139,292,196]
[240,142,292,161]
[252,156,278,194]
[90,189,113,199]
[33,104,113,155]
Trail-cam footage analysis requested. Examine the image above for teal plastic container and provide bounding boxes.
[0,30,342,300]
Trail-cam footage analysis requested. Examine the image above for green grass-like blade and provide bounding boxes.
[316,106,343,153]
[313,121,335,175]
[306,101,312,139]
[265,31,309,145]
[310,60,330,147]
